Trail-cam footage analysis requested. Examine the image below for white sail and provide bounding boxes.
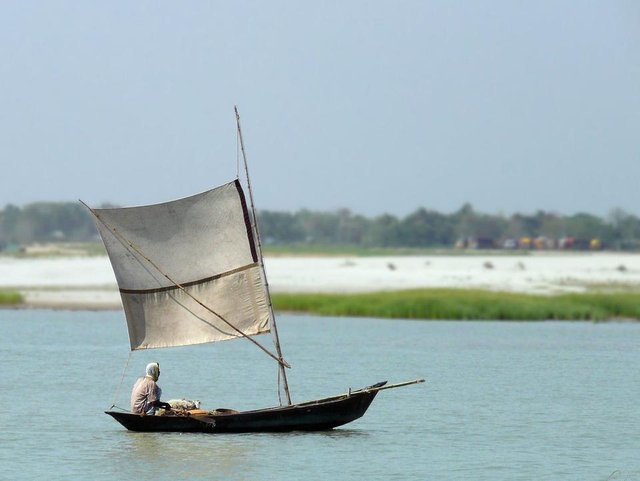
[92,180,271,350]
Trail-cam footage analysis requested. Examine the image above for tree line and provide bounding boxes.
[1,201,640,250]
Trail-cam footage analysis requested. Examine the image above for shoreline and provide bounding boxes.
[2,288,640,323]
[1,252,640,314]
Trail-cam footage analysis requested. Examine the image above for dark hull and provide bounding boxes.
[106,382,387,433]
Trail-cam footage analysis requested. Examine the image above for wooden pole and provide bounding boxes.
[354,379,425,394]
[234,106,293,406]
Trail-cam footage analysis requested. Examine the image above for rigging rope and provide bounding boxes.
[110,350,133,409]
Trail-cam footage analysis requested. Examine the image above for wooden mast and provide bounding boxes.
[234,106,293,406]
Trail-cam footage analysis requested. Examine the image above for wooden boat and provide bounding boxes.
[105,381,422,433]
[87,108,423,433]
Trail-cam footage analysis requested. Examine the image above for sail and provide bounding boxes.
[92,180,271,350]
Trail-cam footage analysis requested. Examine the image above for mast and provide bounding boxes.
[235,106,293,406]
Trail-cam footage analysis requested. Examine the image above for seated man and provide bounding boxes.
[130,362,172,415]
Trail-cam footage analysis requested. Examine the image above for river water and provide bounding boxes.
[0,310,638,480]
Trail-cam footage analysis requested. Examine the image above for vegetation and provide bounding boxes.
[271,289,640,321]
[0,203,97,247]
[2,201,640,251]
[260,206,640,251]
[0,290,23,305]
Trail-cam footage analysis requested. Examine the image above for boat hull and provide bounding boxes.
[106,382,385,433]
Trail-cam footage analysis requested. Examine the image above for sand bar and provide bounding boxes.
[1,252,640,309]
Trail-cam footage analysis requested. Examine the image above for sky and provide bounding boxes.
[0,1,638,218]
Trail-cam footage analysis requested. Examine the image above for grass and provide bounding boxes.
[0,290,24,305]
[271,289,640,321]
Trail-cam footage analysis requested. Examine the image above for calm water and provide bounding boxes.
[1,310,638,481]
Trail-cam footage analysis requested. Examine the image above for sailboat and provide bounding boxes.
[86,108,423,433]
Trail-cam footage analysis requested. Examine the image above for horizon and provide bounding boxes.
[0,197,636,222]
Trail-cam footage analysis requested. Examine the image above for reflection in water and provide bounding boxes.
[99,428,372,481]
[272,429,370,440]
[105,432,254,481]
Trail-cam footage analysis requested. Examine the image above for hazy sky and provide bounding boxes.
[1,1,638,218]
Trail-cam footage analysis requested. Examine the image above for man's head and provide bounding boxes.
[145,362,160,381]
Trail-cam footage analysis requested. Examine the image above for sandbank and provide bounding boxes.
[1,252,639,309]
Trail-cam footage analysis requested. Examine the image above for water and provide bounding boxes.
[1,310,638,481]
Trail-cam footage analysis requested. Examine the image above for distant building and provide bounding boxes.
[518,236,532,249]
[455,237,495,249]
[502,238,517,249]
[475,238,495,249]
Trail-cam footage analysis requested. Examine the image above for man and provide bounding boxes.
[130,362,172,415]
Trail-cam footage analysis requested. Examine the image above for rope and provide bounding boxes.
[111,351,133,408]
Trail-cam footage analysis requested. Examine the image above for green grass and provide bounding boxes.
[272,289,640,321]
[0,290,24,305]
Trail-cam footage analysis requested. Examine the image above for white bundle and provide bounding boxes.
[167,398,201,410]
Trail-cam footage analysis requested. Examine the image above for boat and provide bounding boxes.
[105,381,422,433]
[86,107,423,433]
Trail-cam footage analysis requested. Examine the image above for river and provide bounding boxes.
[0,310,638,480]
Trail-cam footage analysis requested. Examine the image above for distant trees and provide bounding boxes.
[607,208,640,250]
[259,211,305,244]
[399,208,455,247]
[1,201,640,251]
[256,205,640,251]
[0,203,96,246]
